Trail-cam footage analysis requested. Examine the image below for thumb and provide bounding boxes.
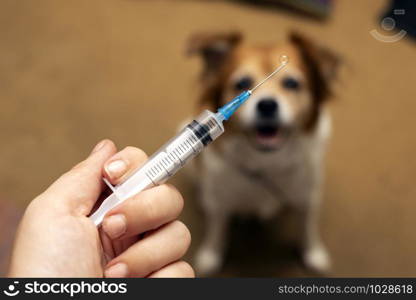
[43,139,117,215]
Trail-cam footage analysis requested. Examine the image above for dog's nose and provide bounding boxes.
[257,98,278,117]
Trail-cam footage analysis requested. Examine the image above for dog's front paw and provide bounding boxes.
[194,248,222,277]
[303,245,331,275]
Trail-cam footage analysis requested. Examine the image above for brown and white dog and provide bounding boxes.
[186,31,339,276]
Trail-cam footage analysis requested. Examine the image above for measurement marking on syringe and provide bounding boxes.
[185,139,196,153]
[162,157,170,167]
[165,156,174,165]
[173,148,183,159]
[159,161,171,176]
[161,158,173,175]
[148,165,156,175]
[154,163,163,173]
[189,135,198,143]
[179,143,187,153]
[207,119,216,129]
[185,140,191,147]
[173,149,183,160]
[169,151,183,165]
[145,172,156,185]
[149,167,157,177]
[177,146,184,155]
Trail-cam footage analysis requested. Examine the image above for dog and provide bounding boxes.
[186,31,339,276]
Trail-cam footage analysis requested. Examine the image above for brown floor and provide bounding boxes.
[0,0,415,276]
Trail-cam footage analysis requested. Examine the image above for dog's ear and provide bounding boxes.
[290,31,341,130]
[290,31,340,82]
[186,31,243,78]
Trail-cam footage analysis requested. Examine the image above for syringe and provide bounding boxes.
[90,55,288,226]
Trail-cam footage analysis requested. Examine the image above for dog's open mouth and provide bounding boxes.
[254,123,284,149]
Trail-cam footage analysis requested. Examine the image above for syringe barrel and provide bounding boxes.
[90,110,224,226]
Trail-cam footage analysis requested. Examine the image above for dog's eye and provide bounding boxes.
[234,76,253,91]
[282,77,301,90]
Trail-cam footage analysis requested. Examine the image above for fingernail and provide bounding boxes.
[105,160,127,179]
[105,263,128,278]
[91,140,107,154]
[102,214,126,239]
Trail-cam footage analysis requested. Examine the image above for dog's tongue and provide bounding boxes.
[256,133,280,146]
[256,125,280,146]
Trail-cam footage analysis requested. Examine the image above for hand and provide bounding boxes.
[9,140,193,277]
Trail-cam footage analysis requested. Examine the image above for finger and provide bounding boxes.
[99,228,115,263]
[100,228,139,262]
[44,139,117,215]
[112,235,139,257]
[102,184,184,240]
[148,261,195,278]
[104,221,191,278]
[103,146,148,185]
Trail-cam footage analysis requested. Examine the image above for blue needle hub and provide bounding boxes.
[217,90,252,121]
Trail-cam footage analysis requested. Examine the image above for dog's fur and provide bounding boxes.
[186,31,339,276]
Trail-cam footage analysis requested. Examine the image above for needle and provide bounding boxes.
[250,55,289,92]
[217,55,289,121]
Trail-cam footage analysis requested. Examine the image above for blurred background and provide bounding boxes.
[0,0,415,276]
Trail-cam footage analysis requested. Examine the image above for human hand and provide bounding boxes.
[9,140,193,277]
